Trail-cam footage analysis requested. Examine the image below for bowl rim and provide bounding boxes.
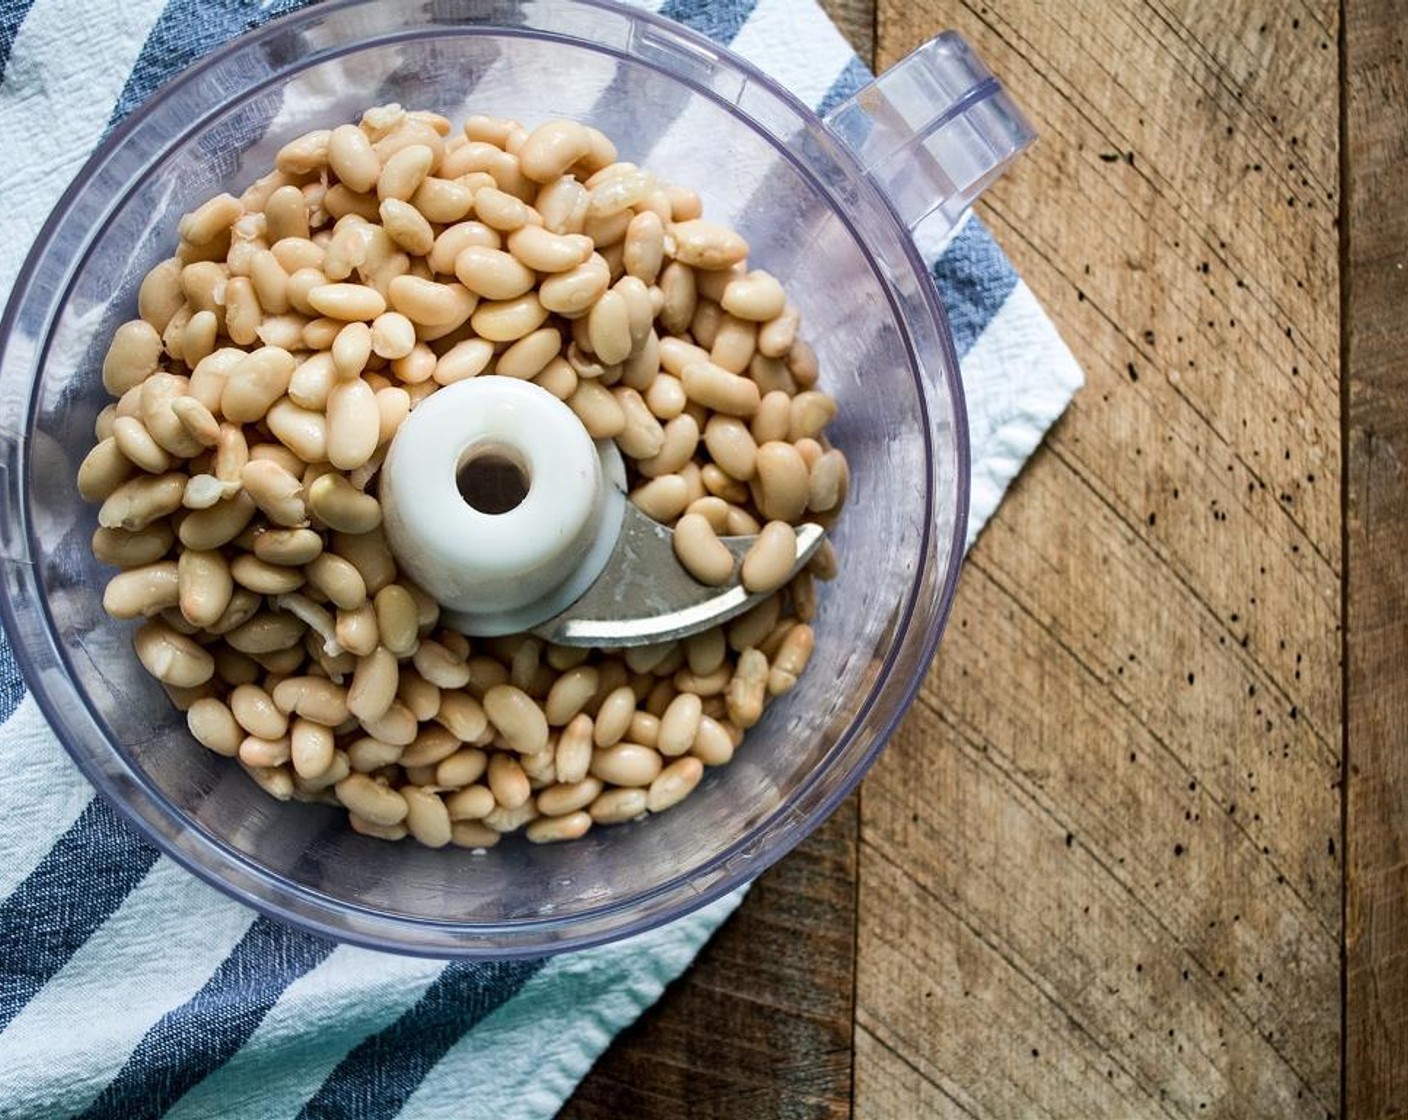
[0,0,971,957]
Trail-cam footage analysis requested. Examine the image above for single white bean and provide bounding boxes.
[755,441,810,522]
[672,512,734,586]
[336,774,408,826]
[647,756,704,812]
[483,684,550,755]
[589,743,663,787]
[740,520,797,595]
[657,692,703,757]
[133,620,214,687]
[326,379,380,470]
[307,282,386,321]
[668,219,748,270]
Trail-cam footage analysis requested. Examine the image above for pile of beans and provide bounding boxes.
[78,105,847,848]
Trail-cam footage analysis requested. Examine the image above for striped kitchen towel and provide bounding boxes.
[0,0,1083,1116]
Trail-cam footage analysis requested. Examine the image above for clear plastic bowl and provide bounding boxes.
[0,0,1031,956]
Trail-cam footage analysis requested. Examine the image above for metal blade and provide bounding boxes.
[532,502,825,647]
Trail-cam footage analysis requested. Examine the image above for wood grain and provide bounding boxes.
[818,0,876,68]
[860,2,1341,1116]
[561,795,858,1119]
[1344,3,1408,1116]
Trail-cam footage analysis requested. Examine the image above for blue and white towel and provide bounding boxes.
[0,0,1083,1116]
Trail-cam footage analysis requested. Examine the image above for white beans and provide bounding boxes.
[721,270,786,321]
[755,441,811,522]
[231,683,287,739]
[178,549,234,628]
[518,120,593,182]
[336,774,408,826]
[636,413,698,479]
[809,449,849,513]
[496,328,562,380]
[275,677,350,726]
[454,246,535,300]
[740,521,797,594]
[98,473,186,531]
[348,646,398,724]
[79,438,135,501]
[527,811,592,844]
[474,186,536,231]
[568,378,627,439]
[470,293,548,341]
[179,193,243,245]
[377,143,434,202]
[537,777,604,817]
[402,786,452,847]
[102,320,164,395]
[593,685,636,747]
[624,211,665,283]
[388,275,472,326]
[103,562,179,619]
[545,665,598,726]
[326,379,379,470]
[631,474,690,522]
[590,743,663,787]
[329,125,380,193]
[703,415,757,480]
[308,473,381,533]
[188,698,241,757]
[726,648,768,729]
[216,349,287,423]
[587,290,632,365]
[134,620,214,687]
[590,787,648,824]
[308,282,387,321]
[87,103,844,847]
[267,399,328,463]
[332,321,372,379]
[556,714,594,785]
[668,220,749,270]
[484,684,549,754]
[673,513,734,586]
[370,312,416,359]
[430,221,500,274]
[538,256,610,315]
[240,459,306,526]
[488,752,531,808]
[647,756,704,812]
[658,692,703,757]
[507,224,587,272]
[681,360,760,417]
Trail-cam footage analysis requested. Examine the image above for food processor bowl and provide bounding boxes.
[0,0,1031,956]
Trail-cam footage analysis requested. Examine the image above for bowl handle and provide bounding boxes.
[822,32,1035,246]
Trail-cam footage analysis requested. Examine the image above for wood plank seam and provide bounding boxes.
[1341,0,1408,1115]
[856,1022,984,1119]
[1335,7,1348,1120]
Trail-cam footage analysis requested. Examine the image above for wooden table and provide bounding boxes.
[566,2,1408,1115]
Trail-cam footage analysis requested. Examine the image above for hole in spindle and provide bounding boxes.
[456,447,530,515]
